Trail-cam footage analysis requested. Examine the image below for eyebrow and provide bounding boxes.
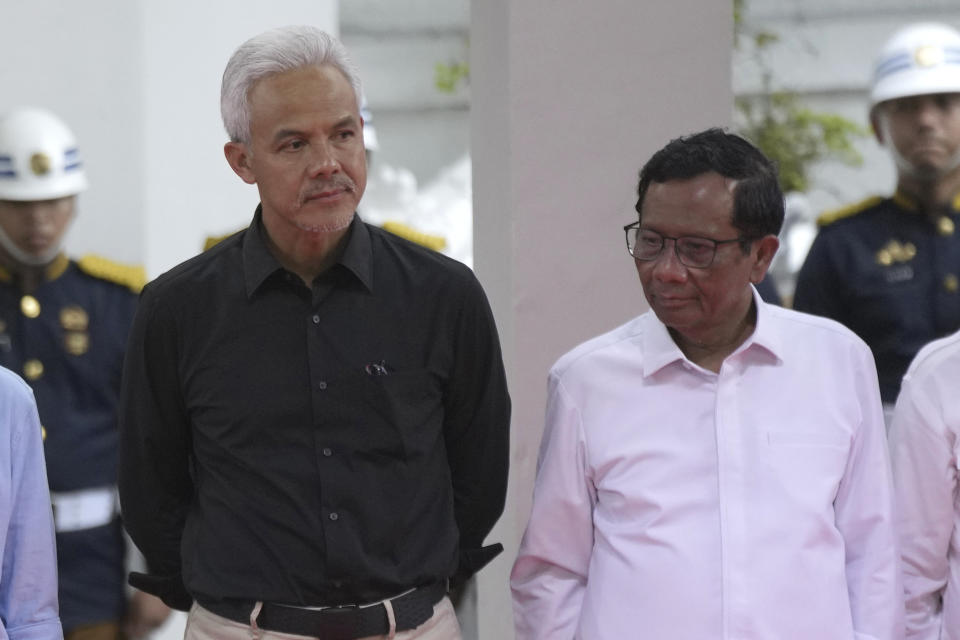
[333,115,359,130]
[270,116,360,145]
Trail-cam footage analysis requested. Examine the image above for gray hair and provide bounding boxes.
[220,25,363,144]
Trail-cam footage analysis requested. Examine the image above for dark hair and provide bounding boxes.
[634,128,784,242]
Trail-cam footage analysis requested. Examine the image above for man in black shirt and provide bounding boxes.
[118,25,510,640]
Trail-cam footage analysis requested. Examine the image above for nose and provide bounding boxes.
[650,238,688,283]
[913,97,944,129]
[307,141,340,177]
[21,203,58,231]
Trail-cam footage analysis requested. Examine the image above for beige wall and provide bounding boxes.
[470,2,734,637]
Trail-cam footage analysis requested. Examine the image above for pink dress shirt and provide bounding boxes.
[512,294,903,639]
[890,330,960,640]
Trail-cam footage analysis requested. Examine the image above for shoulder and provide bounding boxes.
[146,230,243,299]
[202,228,244,252]
[816,195,886,228]
[367,221,476,286]
[767,304,873,355]
[379,221,447,252]
[76,254,147,293]
[550,315,645,383]
[904,329,960,382]
[0,366,33,406]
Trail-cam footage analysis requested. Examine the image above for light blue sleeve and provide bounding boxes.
[0,370,63,640]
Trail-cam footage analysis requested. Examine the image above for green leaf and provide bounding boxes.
[435,61,470,94]
[733,0,868,192]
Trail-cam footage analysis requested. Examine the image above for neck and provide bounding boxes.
[261,216,352,286]
[671,298,757,373]
[897,170,960,217]
[0,250,50,294]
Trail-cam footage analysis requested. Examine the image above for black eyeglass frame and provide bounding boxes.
[623,222,755,269]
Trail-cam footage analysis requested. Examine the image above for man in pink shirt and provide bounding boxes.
[511,128,903,639]
[890,332,960,639]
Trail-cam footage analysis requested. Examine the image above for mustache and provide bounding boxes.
[302,176,356,199]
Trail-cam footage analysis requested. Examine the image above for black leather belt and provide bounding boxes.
[199,581,446,640]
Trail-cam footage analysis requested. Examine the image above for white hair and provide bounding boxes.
[220,25,363,144]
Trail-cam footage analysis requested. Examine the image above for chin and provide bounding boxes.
[293,211,354,234]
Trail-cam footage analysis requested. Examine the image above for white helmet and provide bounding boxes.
[0,107,88,201]
[871,23,960,107]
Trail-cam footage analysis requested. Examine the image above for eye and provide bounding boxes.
[678,238,714,260]
[888,98,919,115]
[935,94,960,110]
[280,139,306,152]
[335,129,356,142]
[638,230,662,247]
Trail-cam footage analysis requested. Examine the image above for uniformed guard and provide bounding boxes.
[0,107,169,639]
[794,22,960,413]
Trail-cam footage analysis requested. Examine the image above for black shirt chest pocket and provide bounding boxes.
[334,369,444,461]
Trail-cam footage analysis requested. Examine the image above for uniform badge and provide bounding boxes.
[945,274,959,293]
[938,216,955,236]
[875,240,916,267]
[64,331,89,356]
[914,45,945,68]
[23,359,43,380]
[29,152,52,176]
[20,295,40,318]
[60,306,88,331]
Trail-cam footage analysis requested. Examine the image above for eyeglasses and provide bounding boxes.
[623,222,753,269]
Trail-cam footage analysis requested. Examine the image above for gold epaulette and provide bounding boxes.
[381,221,447,252]
[816,196,884,227]
[203,228,243,251]
[77,254,146,293]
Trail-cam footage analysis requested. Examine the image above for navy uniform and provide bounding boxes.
[0,252,143,633]
[793,191,960,403]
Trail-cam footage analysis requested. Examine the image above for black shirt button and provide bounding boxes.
[329,512,339,521]
[317,381,327,390]
[322,447,332,457]
[312,314,320,324]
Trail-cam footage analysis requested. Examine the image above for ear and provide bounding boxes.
[749,234,780,284]
[224,141,257,185]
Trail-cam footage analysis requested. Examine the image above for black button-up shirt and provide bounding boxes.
[118,210,510,608]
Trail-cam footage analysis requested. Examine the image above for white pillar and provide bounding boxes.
[470,2,734,637]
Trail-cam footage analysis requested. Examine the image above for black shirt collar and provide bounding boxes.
[242,206,373,298]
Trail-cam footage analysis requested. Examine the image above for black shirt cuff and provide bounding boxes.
[451,543,503,589]
[129,571,193,611]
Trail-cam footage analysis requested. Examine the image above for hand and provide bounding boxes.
[123,590,172,639]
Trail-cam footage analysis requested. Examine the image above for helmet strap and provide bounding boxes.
[879,115,960,181]
[0,219,66,267]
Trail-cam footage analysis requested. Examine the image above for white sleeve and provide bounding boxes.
[1,381,63,640]
[510,374,595,640]
[833,348,904,640]
[890,373,956,640]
